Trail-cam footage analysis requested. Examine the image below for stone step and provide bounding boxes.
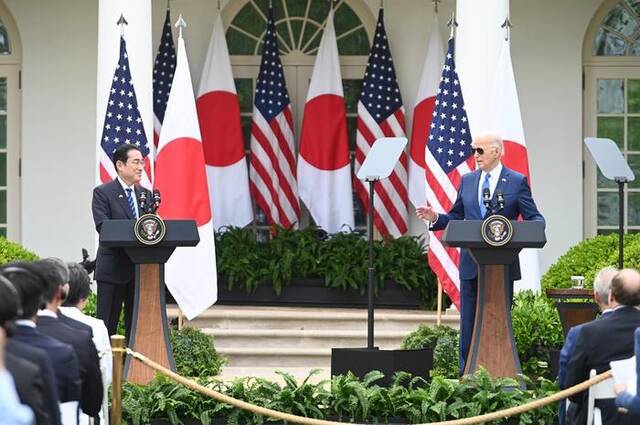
[217,347,331,367]
[205,328,410,349]
[167,305,459,380]
[169,305,459,332]
[217,366,330,384]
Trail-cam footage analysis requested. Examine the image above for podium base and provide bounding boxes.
[330,347,432,387]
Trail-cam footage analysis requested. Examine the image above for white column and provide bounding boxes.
[456,0,508,136]
[96,0,153,183]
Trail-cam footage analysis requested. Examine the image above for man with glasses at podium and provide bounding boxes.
[92,144,152,341]
[416,132,545,374]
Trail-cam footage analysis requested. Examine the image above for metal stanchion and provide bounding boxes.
[436,279,443,326]
[111,335,126,425]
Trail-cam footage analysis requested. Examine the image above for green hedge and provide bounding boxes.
[541,233,640,290]
[216,227,438,308]
[0,237,38,264]
[122,369,558,425]
[170,327,225,377]
[401,291,564,380]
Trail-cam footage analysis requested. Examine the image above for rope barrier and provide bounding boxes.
[114,347,614,425]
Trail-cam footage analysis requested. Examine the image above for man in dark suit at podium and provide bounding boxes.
[92,144,152,340]
[416,133,544,374]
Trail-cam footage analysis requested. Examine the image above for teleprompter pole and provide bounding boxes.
[616,177,627,269]
[367,178,377,350]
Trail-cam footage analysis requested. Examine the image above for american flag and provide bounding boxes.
[249,8,300,228]
[152,10,176,146]
[99,35,152,188]
[354,9,408,238]
[424,37,474,307]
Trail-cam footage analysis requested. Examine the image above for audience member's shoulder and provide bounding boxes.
[6,338,48,361]
[59,313,93,335]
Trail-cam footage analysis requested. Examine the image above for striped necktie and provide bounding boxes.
[125,188,137,219]
[479,173,491,218]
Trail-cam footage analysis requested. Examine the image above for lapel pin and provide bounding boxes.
[118,194,123,198]
[501,178,506,182]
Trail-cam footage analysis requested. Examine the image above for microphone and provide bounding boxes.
[496,191,505,212]
[139,191,147,215]
[152,189,161,213]
[482,188,492,216]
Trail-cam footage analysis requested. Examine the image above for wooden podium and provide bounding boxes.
[442,220,546,378]
[99,219,199,384]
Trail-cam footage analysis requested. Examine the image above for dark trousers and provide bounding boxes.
[459,275,514,374]
[96,281,134,342]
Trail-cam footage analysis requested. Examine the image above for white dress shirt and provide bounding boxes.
[477,162,503,202]
[59,306,112,425]
[117,176,139,218]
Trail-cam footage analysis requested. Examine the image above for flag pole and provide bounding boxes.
[178,307,184,330]
[501,16,512,42]
[436,278,443,326]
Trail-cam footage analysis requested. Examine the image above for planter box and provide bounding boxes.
[216,277,422,310]
[331,347,433,387]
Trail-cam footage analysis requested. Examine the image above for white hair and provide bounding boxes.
[474,132,503,153]
[593,266,618,305]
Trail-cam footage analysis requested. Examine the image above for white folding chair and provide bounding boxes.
[587,369,616,425]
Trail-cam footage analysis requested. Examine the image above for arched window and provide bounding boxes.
[222,0,374,238]
[226,0,370,56]
[584,0,640,236]
[0,2,21,241]
[593,0,640,56]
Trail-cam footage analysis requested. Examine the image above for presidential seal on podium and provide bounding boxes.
[481,215,513,247]
[134,214,166,245]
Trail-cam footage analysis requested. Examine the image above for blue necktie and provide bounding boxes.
[479,173,491,218]
[125,188,137,219]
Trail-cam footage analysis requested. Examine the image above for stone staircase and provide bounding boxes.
[167,305,459,382]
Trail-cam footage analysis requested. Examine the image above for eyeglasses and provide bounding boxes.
[128,159,145,166]
[471,147,495,155]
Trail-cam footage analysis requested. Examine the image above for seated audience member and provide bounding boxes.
[2,263,81,405]
[0,272,35,425]
[558,266,618,425]
[59,262,112,424]
[565,268,640,425]
[1,274,52,425]
[614,327,640,414]
[32,259,103,419]
[6,337,61,425]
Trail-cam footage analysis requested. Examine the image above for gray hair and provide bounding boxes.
[593,266,618,304]
[475,132,504,153]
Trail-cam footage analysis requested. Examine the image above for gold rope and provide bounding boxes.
[115,348,614,425]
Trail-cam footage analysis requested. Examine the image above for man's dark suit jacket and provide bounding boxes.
[5,352,49,425]
[430,166,545,280]
[7,338,61,425]
[565,306,640,425]
[58,311,94,338]
[91,179,152,284]
[36,315,103,417]
[12,323,81,403]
